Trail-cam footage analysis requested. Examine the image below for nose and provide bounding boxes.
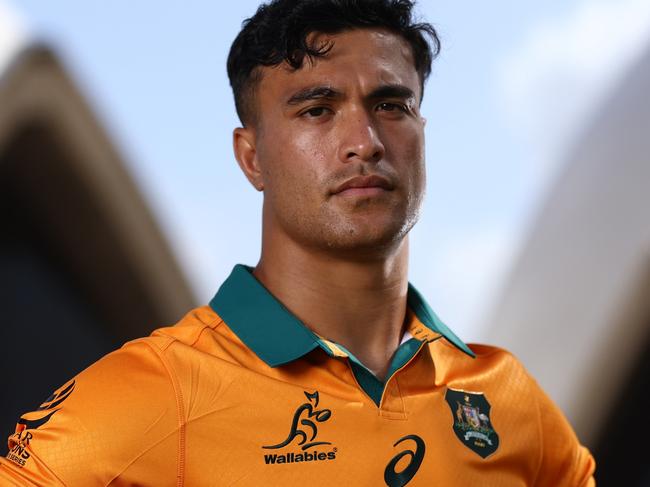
[337,109,385,164]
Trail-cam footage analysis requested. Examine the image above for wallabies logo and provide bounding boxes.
[261,391,337,465]
[263,390,332,450]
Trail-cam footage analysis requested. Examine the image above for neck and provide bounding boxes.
[253,232,410,381]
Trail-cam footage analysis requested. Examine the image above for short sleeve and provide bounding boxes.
[0,339,182,486]
[533,380,596,486]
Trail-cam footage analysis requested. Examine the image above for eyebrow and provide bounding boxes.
[367,84,416,103]
[285,83,417,106]
[286,86,343,105]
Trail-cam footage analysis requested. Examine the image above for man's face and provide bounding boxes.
[242,28,426,255]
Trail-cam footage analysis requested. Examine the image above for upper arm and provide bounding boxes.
[0,339,182,486]
[533,380,596,486]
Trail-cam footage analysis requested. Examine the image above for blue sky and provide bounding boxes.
[4,0,650,340]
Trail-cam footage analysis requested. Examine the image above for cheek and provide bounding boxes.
[258,127,330,202]
[385,125,425,180]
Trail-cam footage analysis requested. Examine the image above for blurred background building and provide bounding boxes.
[1,0,650,484]
[486,43,650,484]
[0,40,195,434]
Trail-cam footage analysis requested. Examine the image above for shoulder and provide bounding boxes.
[429,339,533,388]
[1,337,181,485]
[0,307,220,485]
[60,304,229,430]
[429,339,595,485]
[1,305,233,485]
[429,339,555,425]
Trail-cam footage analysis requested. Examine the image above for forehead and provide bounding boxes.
[257,28,419,102]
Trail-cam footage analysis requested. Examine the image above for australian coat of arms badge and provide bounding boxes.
[444,388,499,458]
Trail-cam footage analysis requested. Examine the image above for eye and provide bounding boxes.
[302,106,331,118]
[376,102,407,113]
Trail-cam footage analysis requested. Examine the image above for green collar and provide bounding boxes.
[209,264,475,367]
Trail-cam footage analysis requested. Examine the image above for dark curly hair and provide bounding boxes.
[227,0,440,126]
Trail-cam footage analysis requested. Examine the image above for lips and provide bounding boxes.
[331,175,394,195]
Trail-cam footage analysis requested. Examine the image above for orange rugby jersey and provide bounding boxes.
[1,264,595,486]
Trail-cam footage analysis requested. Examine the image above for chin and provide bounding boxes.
[282,205,420,255]
[320,220,413,255]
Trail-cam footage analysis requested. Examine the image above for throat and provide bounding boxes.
[252,239,412,382]
[337,329,413,382]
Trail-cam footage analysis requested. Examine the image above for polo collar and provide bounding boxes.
[209,264,475,367]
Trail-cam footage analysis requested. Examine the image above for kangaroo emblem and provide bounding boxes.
[262,391,332,451]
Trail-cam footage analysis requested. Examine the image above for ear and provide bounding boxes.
[233,127,264,191]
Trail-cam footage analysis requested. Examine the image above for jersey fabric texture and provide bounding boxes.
[1,264,595,486]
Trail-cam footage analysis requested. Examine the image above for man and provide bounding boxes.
[1,0,595,485]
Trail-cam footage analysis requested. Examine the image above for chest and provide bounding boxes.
[181,377,538,486]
